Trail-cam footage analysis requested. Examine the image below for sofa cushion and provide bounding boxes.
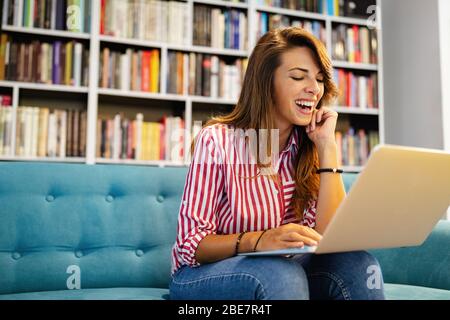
[384,283,450,300]
[0,287,170,300]
[370,220,450,291]
[0,162,188,295]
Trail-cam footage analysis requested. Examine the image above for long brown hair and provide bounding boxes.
[195,27,338,221]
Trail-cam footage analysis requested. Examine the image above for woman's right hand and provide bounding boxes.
[255,223,323,251]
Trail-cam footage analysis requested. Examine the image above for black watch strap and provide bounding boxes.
[316,168,344,174]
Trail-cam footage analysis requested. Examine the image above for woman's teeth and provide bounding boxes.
[295,100,314,110]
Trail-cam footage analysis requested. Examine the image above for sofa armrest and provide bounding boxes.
[370,220,450,290]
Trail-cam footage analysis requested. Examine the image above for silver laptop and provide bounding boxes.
[239,144,450,256]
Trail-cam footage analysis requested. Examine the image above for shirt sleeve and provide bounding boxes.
[173,127,224,268]
[300,198,317,228]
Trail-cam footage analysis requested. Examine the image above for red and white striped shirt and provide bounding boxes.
[171,124,317,274]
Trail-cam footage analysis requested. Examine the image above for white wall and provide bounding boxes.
[439,0,450,219]
[381,0,445,149]
[381,0,449,219]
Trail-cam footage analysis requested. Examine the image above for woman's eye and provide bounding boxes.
[291,77,304,81]
[317,79,324,83]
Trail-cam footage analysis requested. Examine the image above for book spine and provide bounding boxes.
[79,110,86,157]
[66,109,73,156]
[141,50,150,92]
[150,49,159,93]
[52,41,60,84]
[50,0,56,29]
[73,42,81,86]
[55,0,64,30]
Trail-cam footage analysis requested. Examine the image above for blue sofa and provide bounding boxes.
[0,162,449,300]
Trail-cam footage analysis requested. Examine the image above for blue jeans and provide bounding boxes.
[169,251,385,300]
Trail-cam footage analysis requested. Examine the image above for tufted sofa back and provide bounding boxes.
[0,162,188,295]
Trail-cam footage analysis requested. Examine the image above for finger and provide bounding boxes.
[315,108,323,123]
[284,241,304,248]
[287,224,323,242]
[311,110,316,130]
[319,108,338,120]
[302,227,323,242]
[279,231,304,242]
[280,232,319,246]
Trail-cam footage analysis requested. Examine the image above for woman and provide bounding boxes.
[169,27,385,300]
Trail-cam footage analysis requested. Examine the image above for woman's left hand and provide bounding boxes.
[305,106,338,148]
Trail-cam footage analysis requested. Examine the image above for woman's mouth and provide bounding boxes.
[295,100,314,115]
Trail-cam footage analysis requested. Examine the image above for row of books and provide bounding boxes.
[258,0,324,13]
[167,51,247,100]
[96,114,184,162]
[257,12,326,44]
[101,0,189,46]
[332,24,378,64]
[0,106,13,156]
[333,69,378,109]
[1,106,87,157]
[2,0,91,32]
[0,94,12,106]
[194,5,247,51]
[99,47,160,92]
[335,128,379,166]
[257,0,376,18]
[0,34,90,86]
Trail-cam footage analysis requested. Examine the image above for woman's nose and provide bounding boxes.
[305,82,320,95]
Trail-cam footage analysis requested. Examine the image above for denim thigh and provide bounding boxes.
[292,250,386,300]
[170,255,310,300]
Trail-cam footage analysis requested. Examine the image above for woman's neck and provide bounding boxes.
[278,124,293,152]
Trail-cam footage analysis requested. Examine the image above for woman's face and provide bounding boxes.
[273,46,325,130]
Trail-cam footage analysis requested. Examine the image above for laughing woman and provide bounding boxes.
[169,27,385,300]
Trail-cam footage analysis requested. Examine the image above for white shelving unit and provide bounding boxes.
[0,24,91,39]
[0,0,383,172]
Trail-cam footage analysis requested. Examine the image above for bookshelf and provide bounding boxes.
[0,0,384,172]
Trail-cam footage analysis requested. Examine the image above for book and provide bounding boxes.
[333,68,378,109]
[194,4,247,50]
[167,51,247,99]
[333,24,378,64]
[2,0,90,31]
[101,0,189,45]
[335,128,379,166]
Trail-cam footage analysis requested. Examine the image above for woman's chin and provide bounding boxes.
[292,108,313,126]
[292,116,312,127]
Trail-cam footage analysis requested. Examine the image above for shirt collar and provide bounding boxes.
[281,126,300,154]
